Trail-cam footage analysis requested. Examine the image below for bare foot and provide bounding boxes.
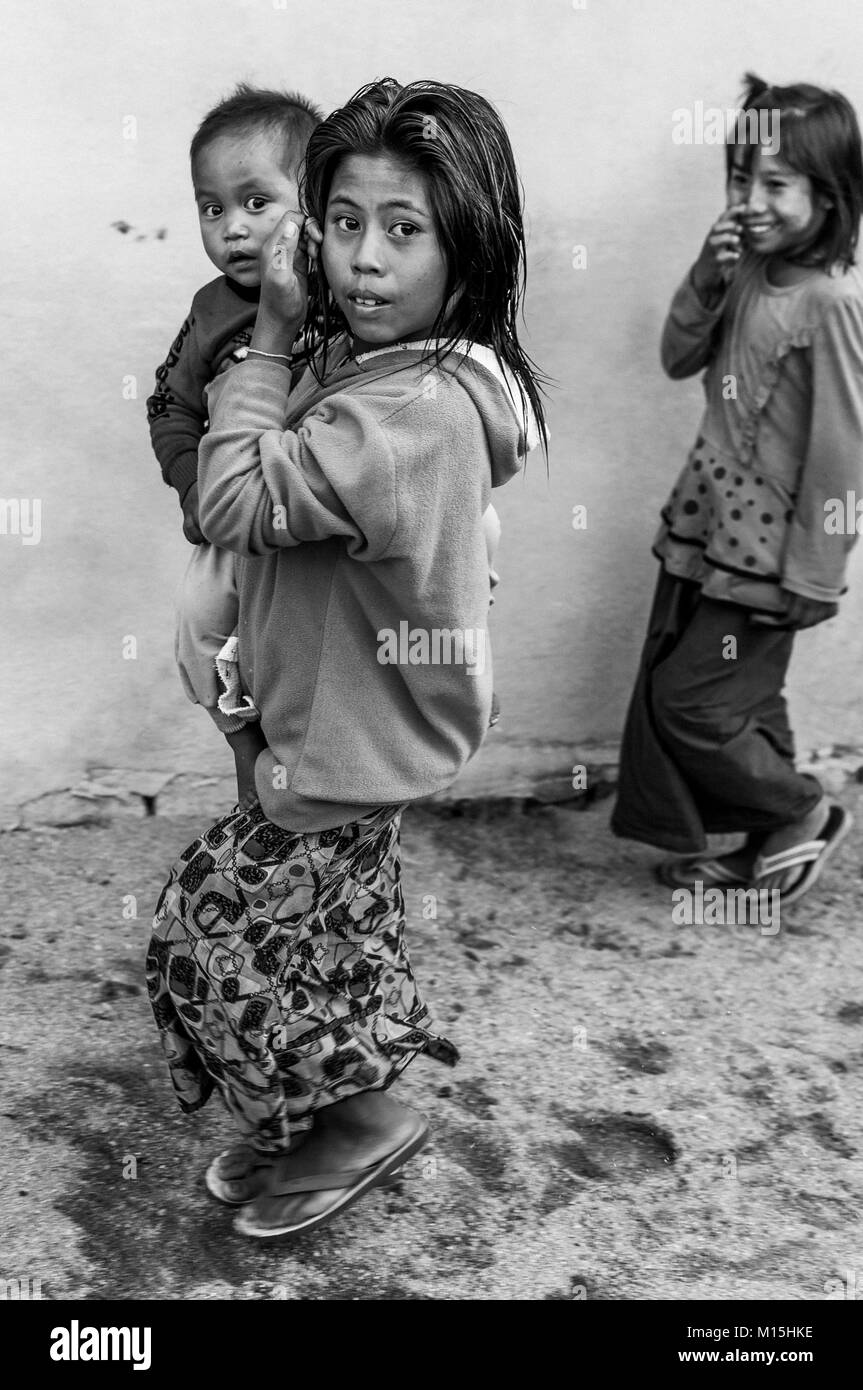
[659,833,764,886]
[754,798,831,892]
[706,847,756,879]
[206,1134,305,1204]
[236,1093,426,1234]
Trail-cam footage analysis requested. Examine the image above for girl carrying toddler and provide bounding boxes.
[146,77,546,1239]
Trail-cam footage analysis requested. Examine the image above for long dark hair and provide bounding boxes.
[727,72,863,270]
[299,77,548,455]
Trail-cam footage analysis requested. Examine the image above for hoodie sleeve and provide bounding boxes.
[197,357,399,559]
[781,294,863,601]
[660,267,729,380]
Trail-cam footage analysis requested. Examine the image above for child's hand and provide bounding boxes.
[181,481,205,545]
[780,592,839,629]
[226,723,268,809]
[692,205,746,298]
[254,212,309,351]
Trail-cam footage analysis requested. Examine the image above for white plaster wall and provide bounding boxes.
[3,0,862,815]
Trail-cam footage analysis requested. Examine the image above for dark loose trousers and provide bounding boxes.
[611,568,822,854]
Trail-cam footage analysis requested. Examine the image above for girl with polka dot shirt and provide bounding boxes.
[613,74,863,904]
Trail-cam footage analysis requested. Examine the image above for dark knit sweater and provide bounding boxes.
[146,274,259,501]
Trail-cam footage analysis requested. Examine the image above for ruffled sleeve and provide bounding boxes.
[736,324,817,467]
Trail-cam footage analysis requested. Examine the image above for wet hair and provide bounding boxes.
[299,77,548,454]
[190,83,323,182]
[726,72,863,269]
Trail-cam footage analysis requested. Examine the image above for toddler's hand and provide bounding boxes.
[181,481,205,545]
[692,205,746,298]
[780,591,839,629]
[256,212,308,345]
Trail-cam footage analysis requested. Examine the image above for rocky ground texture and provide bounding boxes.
[1,766,862,1301]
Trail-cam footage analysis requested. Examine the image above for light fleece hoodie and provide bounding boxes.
[197,339,530,831]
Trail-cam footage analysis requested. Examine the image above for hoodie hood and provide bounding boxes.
[289,336,543,489]
[349,338,543,488]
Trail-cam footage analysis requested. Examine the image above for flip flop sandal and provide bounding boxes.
[233,1118,431,1238]
[752,803,853,906]
[655,856,750,889]
[205,1145,277,1206]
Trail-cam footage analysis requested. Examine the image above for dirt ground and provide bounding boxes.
[1,787,862,1302]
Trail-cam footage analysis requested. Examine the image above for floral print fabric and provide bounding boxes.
[146,802,457,1152]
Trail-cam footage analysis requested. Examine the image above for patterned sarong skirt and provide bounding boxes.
[146,802,457,1152]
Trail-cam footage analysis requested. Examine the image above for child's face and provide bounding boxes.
[193,130,300,287]
[321,152,449,351]
[727,146,829,261]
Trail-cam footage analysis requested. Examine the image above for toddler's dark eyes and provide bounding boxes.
[201,204,222,219]
[246,196,268,211]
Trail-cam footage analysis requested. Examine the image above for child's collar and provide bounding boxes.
[353,339,441,365]
[224,276,261,303]
[352,339,541,453]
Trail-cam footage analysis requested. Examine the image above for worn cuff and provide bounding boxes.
[215,635,260,723]
[168,452,200,502]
